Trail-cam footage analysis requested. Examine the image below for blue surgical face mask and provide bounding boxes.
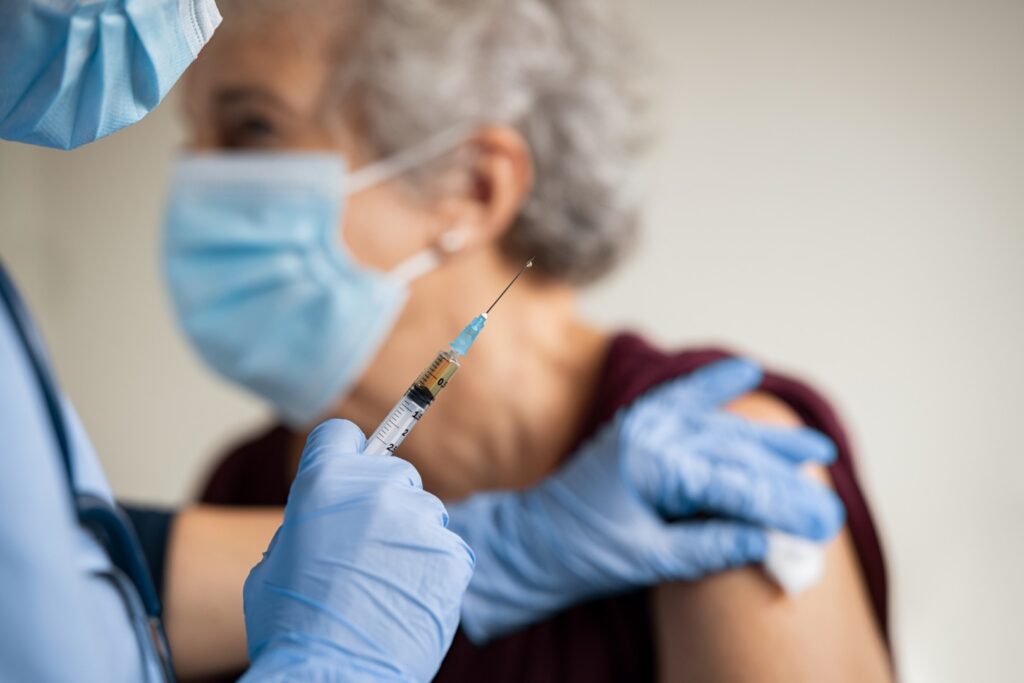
[162,129,470,427]
[0,0,220,149]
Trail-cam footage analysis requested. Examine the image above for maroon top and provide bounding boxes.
[200,333,889,682]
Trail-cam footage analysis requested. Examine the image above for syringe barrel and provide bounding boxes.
[363,349,461,456]
[363,391,430,456]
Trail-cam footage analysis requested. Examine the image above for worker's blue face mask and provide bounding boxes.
[162,130,470,427]
[0,0,220,149]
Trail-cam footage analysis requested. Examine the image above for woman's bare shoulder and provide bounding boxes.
[649,392,893,682]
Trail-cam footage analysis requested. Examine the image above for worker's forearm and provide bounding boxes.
[163,505,283,680]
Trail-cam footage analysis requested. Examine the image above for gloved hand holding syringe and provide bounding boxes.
[361,257,835,625]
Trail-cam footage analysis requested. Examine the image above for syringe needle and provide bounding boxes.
[367,259,536,455]
[485,258,534,315]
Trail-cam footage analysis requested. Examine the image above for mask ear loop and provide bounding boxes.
[345,122,478,196]
[346,122,477,284]
[389,225,472,284]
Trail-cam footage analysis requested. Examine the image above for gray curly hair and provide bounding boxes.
[232,0,647,284]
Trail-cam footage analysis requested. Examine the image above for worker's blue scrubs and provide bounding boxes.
[0,271,158,681]
[0,0,220,677]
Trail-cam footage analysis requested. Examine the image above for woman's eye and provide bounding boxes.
[221,115,280,149]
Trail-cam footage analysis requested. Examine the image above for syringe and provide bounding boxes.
[363,259,534,456]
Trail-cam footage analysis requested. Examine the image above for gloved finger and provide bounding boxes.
[621,359,764,444]
[369,485,450,531]
[413,509,477,569]
[452,529,477,569]
[701,443,846,541]
[750,424,837,464]
[702,412,838,465]
[665,521,768,579]
[649,439,845,541]
[298,420,424,490]
[298,419,366,474]
[640,358,763,413]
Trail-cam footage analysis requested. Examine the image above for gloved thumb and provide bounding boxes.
[297,418,367,474]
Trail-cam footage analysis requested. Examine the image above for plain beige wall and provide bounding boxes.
[1,1,1021,680]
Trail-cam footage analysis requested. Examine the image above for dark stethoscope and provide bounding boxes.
[0,260,176,682]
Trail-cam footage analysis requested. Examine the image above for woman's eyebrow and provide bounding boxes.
[214,86,295,115]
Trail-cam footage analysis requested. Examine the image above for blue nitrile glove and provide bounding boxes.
[241,419,475,683]
[450,358,844,643]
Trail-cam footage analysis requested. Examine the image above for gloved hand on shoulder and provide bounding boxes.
[449,358,844,643]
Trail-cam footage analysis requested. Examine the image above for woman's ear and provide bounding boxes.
[434,125,534,250]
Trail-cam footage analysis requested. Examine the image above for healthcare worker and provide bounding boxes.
[0,0,845,680]
[0,1,474,680]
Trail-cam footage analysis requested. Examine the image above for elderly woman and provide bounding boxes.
[159,0,892,681]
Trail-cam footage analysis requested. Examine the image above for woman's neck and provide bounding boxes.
[331,253,611,500]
